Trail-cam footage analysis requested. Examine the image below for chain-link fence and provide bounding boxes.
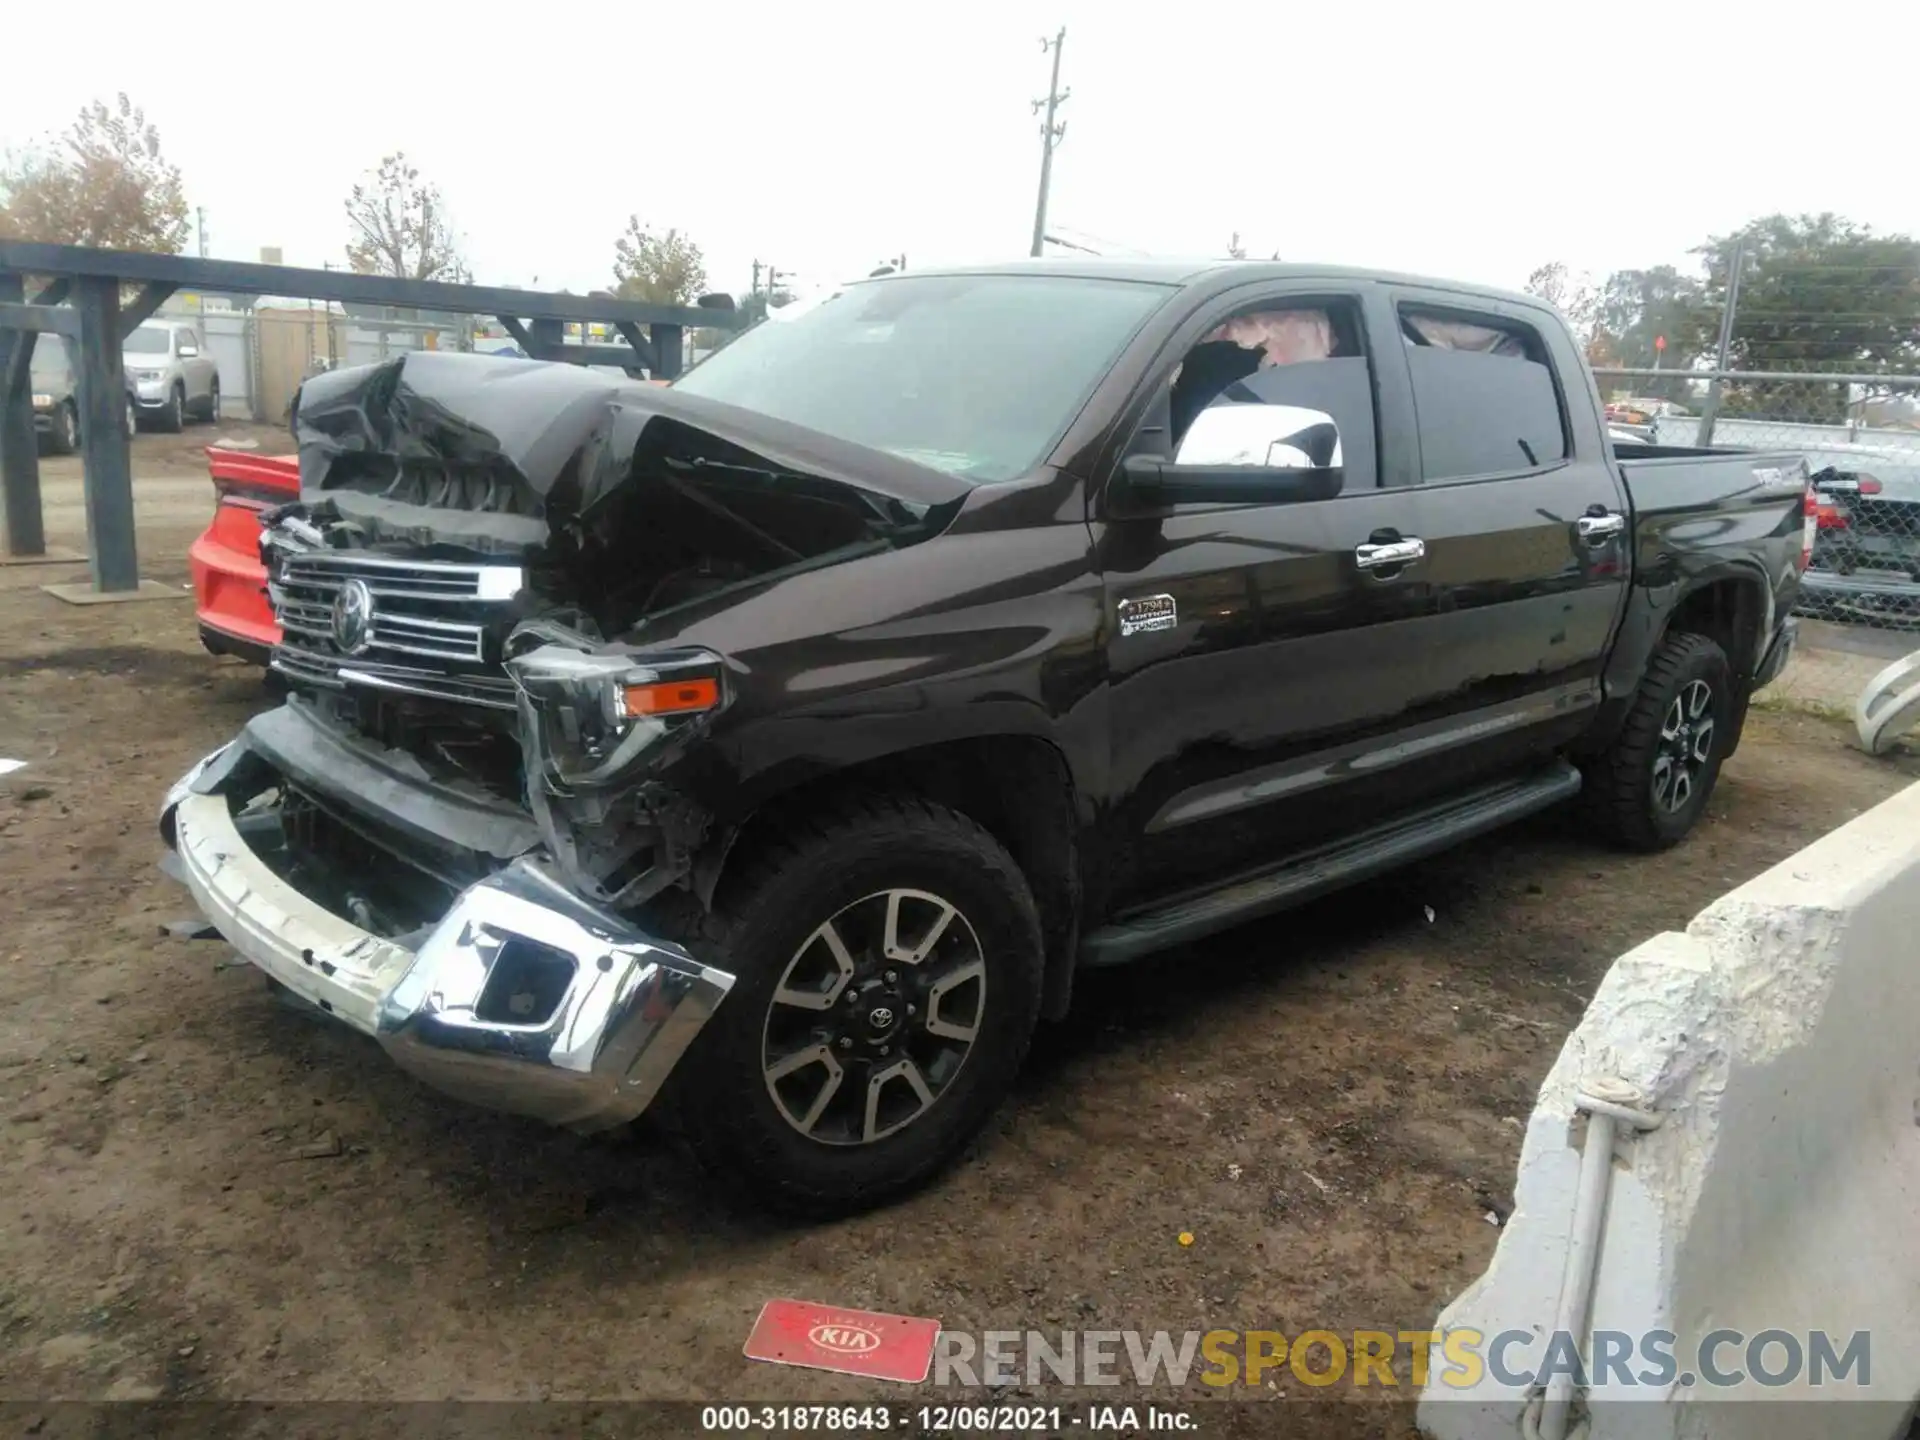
[1597,367,1920,633]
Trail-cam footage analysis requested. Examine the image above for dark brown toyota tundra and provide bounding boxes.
[161,261,1813,1215]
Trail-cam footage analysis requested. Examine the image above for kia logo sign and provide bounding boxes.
[809,1323,883,1355]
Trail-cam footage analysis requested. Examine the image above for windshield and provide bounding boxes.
[672,274,1171,483]
[125,327,170,355]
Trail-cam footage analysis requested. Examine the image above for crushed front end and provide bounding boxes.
[159,519,743,1130]
[160,351,964,1131]
[160,700,734,1132]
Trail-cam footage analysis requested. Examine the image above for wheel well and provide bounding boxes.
[1666,576,1765,755]
[1667,577,1764,679]
[702,738,1083,1022]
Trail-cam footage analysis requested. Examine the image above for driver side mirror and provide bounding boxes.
[1117,403,1345,510]
[177,344,199,358]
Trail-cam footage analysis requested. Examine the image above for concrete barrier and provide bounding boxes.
[1419,778,1920,1440]
[1855,650,1920,757]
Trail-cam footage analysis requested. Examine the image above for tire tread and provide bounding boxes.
[1583,631,1729,852]
[658,790,1043,1218]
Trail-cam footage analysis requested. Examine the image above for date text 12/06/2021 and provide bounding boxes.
[701,1405,1198,1432]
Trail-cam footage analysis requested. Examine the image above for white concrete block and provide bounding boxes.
[1419,779,1920,1440]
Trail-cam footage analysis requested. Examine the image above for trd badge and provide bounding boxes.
[1117,593,1178,637]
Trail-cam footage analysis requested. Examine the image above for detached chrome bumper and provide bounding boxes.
[164,785,732,1133]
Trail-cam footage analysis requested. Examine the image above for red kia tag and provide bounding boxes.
[743,1298,941,1383]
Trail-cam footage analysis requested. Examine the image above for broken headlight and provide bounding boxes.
[505,623,730,793]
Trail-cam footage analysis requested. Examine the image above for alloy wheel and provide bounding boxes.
[761,888,987,1146]
[1652,679,1715,814]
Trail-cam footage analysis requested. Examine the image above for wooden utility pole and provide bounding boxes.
[1029,30,1069,258]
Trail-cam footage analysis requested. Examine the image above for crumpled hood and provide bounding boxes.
[290,351,973,552]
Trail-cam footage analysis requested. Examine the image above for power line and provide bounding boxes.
[1042,233,1102,256]
[1028,29,1069,259]
[1046,223,1154,257]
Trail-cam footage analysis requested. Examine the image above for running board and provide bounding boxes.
[1078,761,1583,968]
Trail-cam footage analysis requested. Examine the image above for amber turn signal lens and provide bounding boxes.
[620,676,720,718]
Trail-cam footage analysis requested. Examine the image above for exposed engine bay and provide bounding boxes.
[256,351,970,920]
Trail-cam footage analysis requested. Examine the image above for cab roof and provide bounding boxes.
[862,257,1544,312]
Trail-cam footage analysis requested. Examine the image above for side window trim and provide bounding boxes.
[1388,287,1573,488]
[1104,286,1384,513]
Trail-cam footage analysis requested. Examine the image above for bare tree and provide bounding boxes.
[612,217,707,307]
[1523,261,1599,336]
[0,94,189,252]
[344,152,467,281]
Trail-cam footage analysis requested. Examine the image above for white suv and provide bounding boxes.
[124,322,221,432]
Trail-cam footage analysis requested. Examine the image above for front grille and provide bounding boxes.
[281,553,521,603]
[270,550,522,710]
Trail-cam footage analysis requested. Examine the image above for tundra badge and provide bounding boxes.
[1117,593,1178,637]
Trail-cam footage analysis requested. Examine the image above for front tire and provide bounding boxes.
[669,794,1044,1217]
[1583,632,1733,852]
[157,384,184,433]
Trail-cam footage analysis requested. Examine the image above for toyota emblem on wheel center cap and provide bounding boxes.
[331,578,375,655]
[867,1006,896,1032]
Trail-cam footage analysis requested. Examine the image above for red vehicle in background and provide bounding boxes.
[190,374,674,667]
[192,447,299,665]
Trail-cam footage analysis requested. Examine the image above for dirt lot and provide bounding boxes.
[2,465,1918,1431]
[23,422,291,558]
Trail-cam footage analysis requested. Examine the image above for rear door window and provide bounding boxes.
[1399,306,1568,482]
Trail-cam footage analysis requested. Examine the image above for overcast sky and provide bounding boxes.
[6,0,1918,301]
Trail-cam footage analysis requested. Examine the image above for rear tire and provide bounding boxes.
[1582,632,1732,852]
[666,794,1044,1218]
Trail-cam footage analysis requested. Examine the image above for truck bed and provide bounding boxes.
[1615,443,1810,518]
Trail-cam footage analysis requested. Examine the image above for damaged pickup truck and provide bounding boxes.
[162,262,1813,1215]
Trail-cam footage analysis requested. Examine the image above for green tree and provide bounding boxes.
[1589,265,1708,403]
[735,287,795,326]
[0,94,189,252]
[612,218,707,307]
[1693,212,1920,421]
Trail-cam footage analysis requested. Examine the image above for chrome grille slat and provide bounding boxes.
[269,650,518,711]
[270,548,519,710]
[281,554,521,605]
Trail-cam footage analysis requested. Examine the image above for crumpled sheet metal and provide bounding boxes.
[289,351,969,552]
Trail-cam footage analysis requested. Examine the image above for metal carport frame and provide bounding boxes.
[0,242,741,598]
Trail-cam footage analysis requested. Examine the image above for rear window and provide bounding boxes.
[1401,307,1568,482]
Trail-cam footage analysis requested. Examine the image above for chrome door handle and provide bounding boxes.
[1354,538,1426,570]
[1577,512,1627,540]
